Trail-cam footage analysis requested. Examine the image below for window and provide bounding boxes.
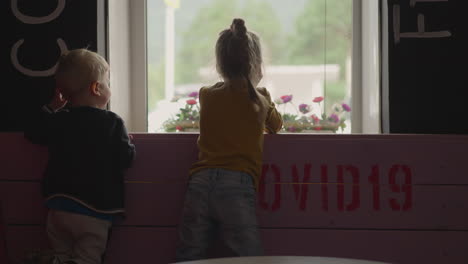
[109,0,380,133]
[147,0,354,133]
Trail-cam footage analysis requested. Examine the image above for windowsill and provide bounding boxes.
[128,133,468,139]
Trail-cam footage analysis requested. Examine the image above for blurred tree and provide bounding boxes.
[287,0,353,109]
[240,0,283,64]
[175,0,283,84]
[288,0,352,67]
[148,63,165,112]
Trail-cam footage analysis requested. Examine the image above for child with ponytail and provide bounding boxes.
[176,18,283,261]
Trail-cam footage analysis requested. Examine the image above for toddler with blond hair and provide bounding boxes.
[25,49,135,264]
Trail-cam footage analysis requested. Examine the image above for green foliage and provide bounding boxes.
[148,63,165,112]
[175,0,284,84]
[162,98,201,132]
[285,0,352,109]
[325,79,346,111]
[175,0,352,83]
[282,113,298,122]
[156,0,353,85]
[287,0,352,70]
[175,104,200,122]
[239,0,284,64]
[276,93,351,132]
[176,0,236,84]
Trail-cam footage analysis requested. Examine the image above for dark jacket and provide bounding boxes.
[24,105,135,214]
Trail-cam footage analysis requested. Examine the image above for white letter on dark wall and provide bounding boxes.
[11,0,66,24]
[410,0,448,7]
[11,0,69,77]
[393,0,451,44]
[11,39,69,77]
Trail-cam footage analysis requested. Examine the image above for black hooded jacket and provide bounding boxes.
[24,105,135,214]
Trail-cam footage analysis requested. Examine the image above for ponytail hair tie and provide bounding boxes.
[230,18,247,38]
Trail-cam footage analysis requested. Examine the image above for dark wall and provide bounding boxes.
[386,0,468,134]
[2,0,103,131]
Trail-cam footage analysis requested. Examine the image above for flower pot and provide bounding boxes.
[177,128,199,133]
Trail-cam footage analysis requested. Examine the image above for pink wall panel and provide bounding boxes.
[0,205,8,264]
[261,136,468,185]
[106,227,179,264]
[0,182,46,225]
[5,226,468,264]
[2,133,468,184]
[260,229,468,264]
[4,226,49,264]
[0,133,47,181]
[2,133,468,263]
[2,181,468,230]
[125,137,197,182]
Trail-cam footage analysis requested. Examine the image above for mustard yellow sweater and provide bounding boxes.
[190,81,283,188]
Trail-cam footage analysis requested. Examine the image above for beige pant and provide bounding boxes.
[47,209,111,264]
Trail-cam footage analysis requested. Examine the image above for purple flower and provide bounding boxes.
[286,126,297,132]
[280,95,293,103]
[299,104,310,114]
[188,91,199,98]
[342,103,351,112]
[329,114,340,123]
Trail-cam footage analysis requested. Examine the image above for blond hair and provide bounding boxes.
[55,49,109,97]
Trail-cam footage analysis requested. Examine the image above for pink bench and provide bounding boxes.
[1,133,468,263]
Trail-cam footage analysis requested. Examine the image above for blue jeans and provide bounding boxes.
[176,168,263,261]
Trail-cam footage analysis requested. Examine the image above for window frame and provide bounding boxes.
[109,0,380,133]
[357,0,381,133]
[109,0,148,132]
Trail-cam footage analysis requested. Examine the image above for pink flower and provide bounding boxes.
[342,103,351,112]
[311,114,320,123]
[286,126,296,132]
[299,104,310,114]
[186,99,197,105]
[314,126,323,130]
[280,95,293,103]
[176,126,183,131]
[329,114,340,123]
[313,96,324,103]
[188,91,199,98]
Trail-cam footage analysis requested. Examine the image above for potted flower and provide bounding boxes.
[275,95,351,133]
[162,91,200,132]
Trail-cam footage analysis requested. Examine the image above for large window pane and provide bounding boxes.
[147,0,353,133]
